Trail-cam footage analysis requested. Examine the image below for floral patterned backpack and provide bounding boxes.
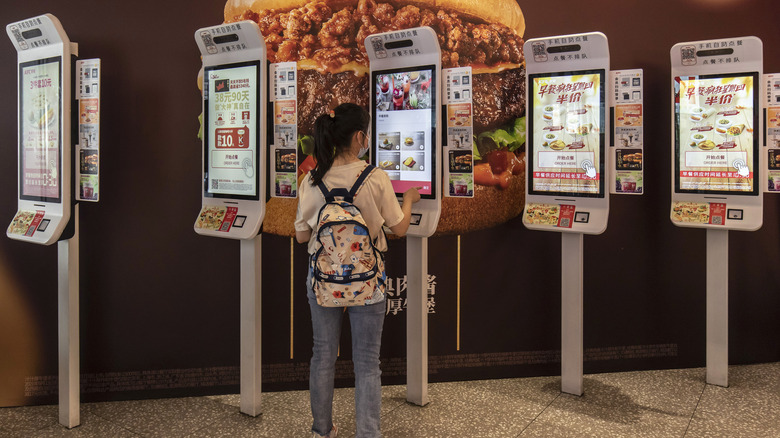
[310,165,386,307]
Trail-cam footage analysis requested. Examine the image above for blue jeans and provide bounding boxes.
[308,272,385,438]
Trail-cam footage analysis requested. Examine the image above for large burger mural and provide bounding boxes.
[220,0,526,235]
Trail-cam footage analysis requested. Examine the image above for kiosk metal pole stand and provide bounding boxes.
[240,235,263,416]
[561,232,584,396]
[406,236,429,406]
[706,229,728,387]
[57,205,79,428]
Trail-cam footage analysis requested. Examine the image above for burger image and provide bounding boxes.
[222,0,526,236]
[404,137,414,146]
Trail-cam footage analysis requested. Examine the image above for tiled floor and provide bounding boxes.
[1,362,778,437]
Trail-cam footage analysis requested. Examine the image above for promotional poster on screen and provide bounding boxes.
[443,67,473,198]
[675,74,757,194]
[611,69,643,195]
[20,57,61,202]
[764,73,780,192]
[77,59,101,202]
[270,61,298,198]
[206,63,258,199]
[530,71,604,196]
[374,67,435,197]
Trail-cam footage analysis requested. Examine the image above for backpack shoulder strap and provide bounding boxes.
[316,164,375,203]
[347,165,376,202]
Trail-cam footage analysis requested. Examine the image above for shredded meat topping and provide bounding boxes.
[232,0,524,68]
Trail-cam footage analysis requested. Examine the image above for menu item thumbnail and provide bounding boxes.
[275,148,297,172]
[378,132,400,150]
[449,150,473,172]
[377,150,400,171]
[616,149,642,170]
[79,149,98,174]
[401,152,425,171]
[402,131,425,150]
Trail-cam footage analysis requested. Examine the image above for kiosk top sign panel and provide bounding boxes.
[6,14,66,52]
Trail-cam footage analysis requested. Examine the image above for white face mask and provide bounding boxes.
[358,130,370,158]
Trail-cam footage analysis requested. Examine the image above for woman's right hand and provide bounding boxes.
[403,187,422,204]
[390,187,422,237]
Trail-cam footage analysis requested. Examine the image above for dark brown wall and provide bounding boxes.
[1,0,779,407]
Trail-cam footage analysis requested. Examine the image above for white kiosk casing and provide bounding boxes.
[194,21,267,239]
[364,27,442,237]
[522,32,610,235]
[670,37,763,231]
[6,14,74,245]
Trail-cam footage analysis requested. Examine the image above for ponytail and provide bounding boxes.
[310,103,370,186]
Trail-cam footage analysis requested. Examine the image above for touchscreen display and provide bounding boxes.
[372,66,436,198]
[204,61,260,200]
[674,73,758,195]
[528,70,605,197]
[20,57,61,203]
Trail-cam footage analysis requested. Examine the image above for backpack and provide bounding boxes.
[310,165,386,307]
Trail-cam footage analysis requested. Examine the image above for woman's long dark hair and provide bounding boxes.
[310,103,370,186]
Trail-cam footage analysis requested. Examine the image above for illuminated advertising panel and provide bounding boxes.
[528,70,606,198]
[674,73,758,195]
[19,56,61,203]
[372,66,436,198]
[204,61,260,200]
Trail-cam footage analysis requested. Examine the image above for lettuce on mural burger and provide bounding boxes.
[223,0,527,236]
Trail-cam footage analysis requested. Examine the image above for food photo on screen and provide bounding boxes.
[375,70,432,111]
[216,0,527,235]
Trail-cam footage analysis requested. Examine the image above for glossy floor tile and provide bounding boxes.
[1,362,778,437]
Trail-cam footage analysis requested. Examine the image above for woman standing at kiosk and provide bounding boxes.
[295,103,420,438]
